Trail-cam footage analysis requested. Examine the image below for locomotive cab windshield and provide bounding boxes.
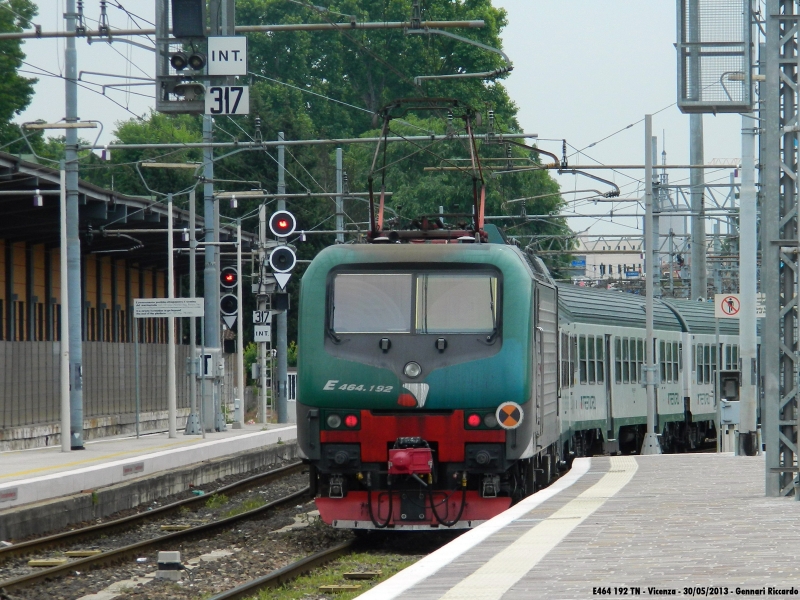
[330,270,500,336]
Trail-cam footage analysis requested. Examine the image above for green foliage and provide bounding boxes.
[69,0,572,339]
[260,550,418,600]
[205,493,229,509]
[244,342,259,383]
[287,340,298,367]
[0,0,37,153]
[222,496,266,518]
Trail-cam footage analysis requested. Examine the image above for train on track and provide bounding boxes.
[295,228,741,530]
[294,98,742,530]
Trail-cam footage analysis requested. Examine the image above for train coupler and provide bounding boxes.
[328,474,345,498]
[481,475,500,498]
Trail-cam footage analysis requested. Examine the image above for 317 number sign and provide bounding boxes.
[205,86,249,115]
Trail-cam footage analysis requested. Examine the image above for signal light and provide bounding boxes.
[344,414,359,428]
[220,266,238,289]
[170,51,206,71]
[326,414,342,429]
[269,210,296,237]
[220,293,238,316]
[170,51,189,70]
[269,246,296,273]
[467,414,481,428]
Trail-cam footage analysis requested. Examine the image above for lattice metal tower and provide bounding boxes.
[764,0,800,496]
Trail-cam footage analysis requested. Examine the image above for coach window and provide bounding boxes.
[659,340,667,383]
[671,342,679,382]
[333,274,412,333]
[587,335,596,384]
[622,337,630,383]
[711,344,718,381]
[615,337,622,384]
[630,338,639,384]
[695,344,702,383]
[596,336,605,383]
[579,335,587,384]
[571,335,577,386]
[560,332,570,389]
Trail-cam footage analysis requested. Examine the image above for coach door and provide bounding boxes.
[605,334,614,440]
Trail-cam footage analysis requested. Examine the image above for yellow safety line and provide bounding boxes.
[0,438,198,481]
[439,456,638,600]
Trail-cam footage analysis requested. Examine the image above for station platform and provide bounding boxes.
[361,452,799,600]
[0,423,297,538]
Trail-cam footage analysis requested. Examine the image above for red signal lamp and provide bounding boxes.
[467,413,481,428]
[269,210,296,237]
[344,414,359,428]
[220,266,238,289]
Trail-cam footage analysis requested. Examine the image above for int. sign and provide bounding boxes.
[208,36,247,76]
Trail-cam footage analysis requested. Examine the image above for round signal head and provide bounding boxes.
[220,293,238,316]
[187,52,206,70]
[169,51,189,70]
[269,211,296,237]
[268,246,296,273]
[220,266,238,289]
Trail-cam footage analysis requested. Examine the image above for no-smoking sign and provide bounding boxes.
[714,294,741,319]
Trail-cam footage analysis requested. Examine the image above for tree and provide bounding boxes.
[77,0,573,338]
[0,0,38,152]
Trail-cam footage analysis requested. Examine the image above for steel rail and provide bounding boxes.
[208,540,357,600]
[0,461,303,563]
[0,485,311,591]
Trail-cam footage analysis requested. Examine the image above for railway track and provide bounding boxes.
[208,539,357,600]
[0,463,309,593]
[0,461,304,564]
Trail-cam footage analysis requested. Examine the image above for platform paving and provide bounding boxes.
[0,423,297,510]
[362,453,800,600]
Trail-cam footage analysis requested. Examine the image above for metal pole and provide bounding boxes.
[713,317,728,452]
[202,115,220,431]
[763,0,781,495]
[167,194,177,438]
[65,0,83,449]
[690,114,707,300]
[336,148,344,244]
[185,190,201,434]
[59,164,70,453]
[200,316,206,438]
[669,229,675,297]
[234,218,245,428]
[277,132,289,423]
[652,135,662,298]
[642,114,661,455]
[135,319,140,438]
[258,203,268,423]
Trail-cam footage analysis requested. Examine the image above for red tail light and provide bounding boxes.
[467,413,481,428]
[344,414,359,428]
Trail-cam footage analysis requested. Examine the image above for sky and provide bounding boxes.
[16,1,745,238]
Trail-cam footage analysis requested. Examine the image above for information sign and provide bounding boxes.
[208,37,248,76]
[254,325,271,342]
[205,86,249,115]
[134,298,204,318]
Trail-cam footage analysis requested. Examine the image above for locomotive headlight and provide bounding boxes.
[483,413,498,428]
[326,414,342,429]
[403,361,422,378]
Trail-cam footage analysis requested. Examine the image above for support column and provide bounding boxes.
[690,114,707,300]
[276,132,288,423]
[65,0,83,449]
[642,114,661,455]
[336,148,344,244]
[739,113,759,455]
